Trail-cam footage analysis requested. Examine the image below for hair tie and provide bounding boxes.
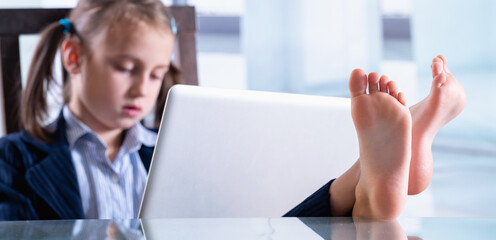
[59,18,73,34]
[170,17,177,35]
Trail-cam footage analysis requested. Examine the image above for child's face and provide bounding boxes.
[71,22,174,131]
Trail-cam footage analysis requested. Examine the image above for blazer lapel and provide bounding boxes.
[23,114,84,219]
[138,145,154,172]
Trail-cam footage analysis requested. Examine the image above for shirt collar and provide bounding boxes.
[63,106,93,147]
[62,106,157,149]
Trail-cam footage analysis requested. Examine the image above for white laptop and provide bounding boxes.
[139,85,358,218]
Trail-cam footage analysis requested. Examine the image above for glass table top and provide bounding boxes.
[1,217,496,240]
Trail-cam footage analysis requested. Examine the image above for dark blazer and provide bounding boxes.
[0,114,154,220]
[0,115,331,220]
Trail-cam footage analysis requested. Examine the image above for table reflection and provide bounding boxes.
[140,217,420,239]
[1,217,496,239]
[301,218,422,240]
[0,219,143,240]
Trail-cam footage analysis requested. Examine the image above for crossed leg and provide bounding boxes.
[408,55,466,194]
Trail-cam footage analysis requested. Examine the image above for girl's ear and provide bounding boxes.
[61,38,82,74]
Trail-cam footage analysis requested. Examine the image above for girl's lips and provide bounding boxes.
[123,105,142,117]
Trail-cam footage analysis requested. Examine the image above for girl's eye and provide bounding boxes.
[151,70,167,80]
[116,65,134,73]
[150,74,164,80]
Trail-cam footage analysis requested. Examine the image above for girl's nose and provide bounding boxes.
[130,74,148,97]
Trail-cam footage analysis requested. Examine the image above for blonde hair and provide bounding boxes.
[22,0,181,141]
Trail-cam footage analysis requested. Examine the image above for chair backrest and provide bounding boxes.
[0,7,198,135]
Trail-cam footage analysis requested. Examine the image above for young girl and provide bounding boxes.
[1,0,178,220]
[0,0,465,221]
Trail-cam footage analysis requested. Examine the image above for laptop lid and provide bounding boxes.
[139,85,358,218]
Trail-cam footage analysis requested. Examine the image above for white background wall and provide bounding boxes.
[2,0,496,220]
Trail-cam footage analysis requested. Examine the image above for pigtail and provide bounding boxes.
[153,63,181,127]
[21,22,66,142]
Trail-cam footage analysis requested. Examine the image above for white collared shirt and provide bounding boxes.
[63,106,156,219]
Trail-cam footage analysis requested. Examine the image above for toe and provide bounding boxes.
[397,92,407,106]
[368,72,380,94]
[431,57,444,78]
[387,80,399,98]
[433,71,447,88]
[438,54,447,62]
[438,54,451,74]
[379,75,389,93]
[349,69,368,97]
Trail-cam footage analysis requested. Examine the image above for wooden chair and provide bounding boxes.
[0,7,198,134]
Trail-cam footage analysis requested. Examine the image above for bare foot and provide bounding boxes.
[407,55,466,195]
[349,69,412,220]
